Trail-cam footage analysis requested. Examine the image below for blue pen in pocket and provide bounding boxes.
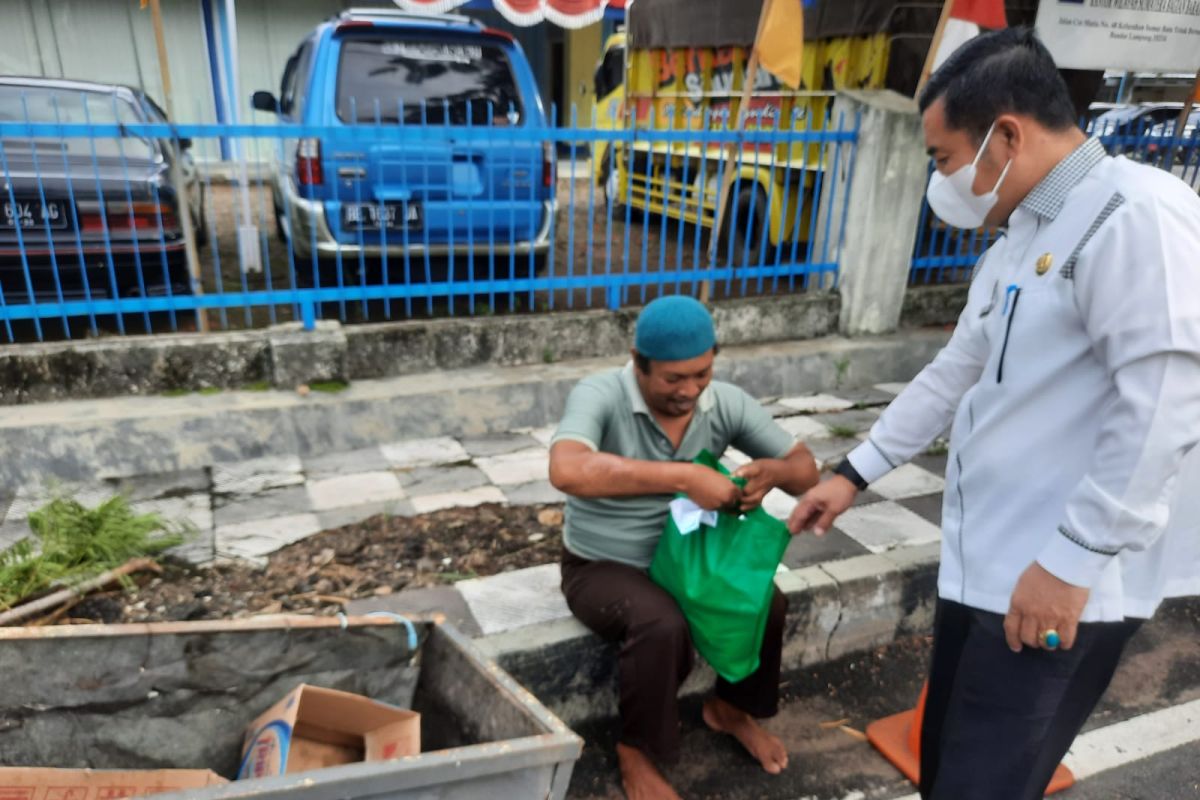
[1002,284,1020,316]
[997,284,1022,383]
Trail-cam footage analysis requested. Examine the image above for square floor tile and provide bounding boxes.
[212,455,304,496]
[833,500,942,554]
[504,480,566,505]
[760,488,799,521]
[133,493,214,535]
[777,415,835,440]
[410,486,507,514]
[525,425,558,447]
[721,447,753,468]
[214,485,311,526]
[807,438,859,469]
[380,437,469,469]
[782,529,871,570]
[317,499,414,532]
[307,471,406,512]
[912,452,950,478]
[303,447,391,481]
[474,448,550,486]
[457,563,570,636]
[851,489,888,507]
[777,394,855,414]
[812,408,882,436]
[460,432,540,458]
[896,492,945,527]
[399,465,490,497]
[870,463,946,501]
[835,387,897,408]
[215,512,323,559]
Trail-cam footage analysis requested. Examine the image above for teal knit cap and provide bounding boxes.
[634,296,716,362]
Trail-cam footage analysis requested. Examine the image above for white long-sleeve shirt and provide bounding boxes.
[848,139,1200,622]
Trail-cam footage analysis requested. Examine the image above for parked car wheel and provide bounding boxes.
[718,185,771,268]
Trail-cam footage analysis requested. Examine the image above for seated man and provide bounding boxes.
[548,295,818,800]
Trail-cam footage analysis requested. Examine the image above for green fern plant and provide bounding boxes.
[0,494,189,611]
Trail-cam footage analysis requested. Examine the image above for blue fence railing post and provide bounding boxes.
[0,105,873,341]
[300,297,316,331]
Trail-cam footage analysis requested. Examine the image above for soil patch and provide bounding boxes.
[63,502,564,625]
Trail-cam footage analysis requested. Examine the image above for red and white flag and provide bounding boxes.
[931,0,1007,72]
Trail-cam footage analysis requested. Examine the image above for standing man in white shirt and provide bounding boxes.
[790,27,1200,800]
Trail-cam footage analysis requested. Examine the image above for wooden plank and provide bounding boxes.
[702,0,778,302]
[916,0,955,98]
[0,613,439,640]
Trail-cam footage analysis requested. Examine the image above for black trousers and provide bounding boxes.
[920,599,1143,800]
[560,549,787,762]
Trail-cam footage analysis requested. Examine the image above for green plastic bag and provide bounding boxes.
[648,450,792,683]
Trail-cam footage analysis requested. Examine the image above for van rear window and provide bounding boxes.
[336,38,524,125]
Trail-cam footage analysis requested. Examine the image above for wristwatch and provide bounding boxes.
[833,458,869,491]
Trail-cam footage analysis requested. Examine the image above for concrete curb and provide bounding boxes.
[0,331,950,487]
[0,293,838,406]
[476,543,941,728]
[0,287,969,407]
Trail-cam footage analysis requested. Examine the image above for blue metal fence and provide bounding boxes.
[0,104,858,343]
[909,114,1200,285]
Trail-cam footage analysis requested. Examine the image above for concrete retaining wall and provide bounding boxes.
[0,293,840,406]
[901,283,969,329]
[0,285,971,408]
[477,544,940,727]
[0,331,950,486]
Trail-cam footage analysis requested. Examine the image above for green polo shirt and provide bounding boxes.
[551,362,795,569]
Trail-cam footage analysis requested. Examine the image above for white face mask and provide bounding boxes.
[926,122,1013,230]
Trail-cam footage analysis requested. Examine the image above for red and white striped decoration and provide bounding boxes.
[392,0,623,29]
[392,0,473,14]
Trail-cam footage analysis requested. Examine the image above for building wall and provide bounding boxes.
[1,0,216,121]
[566,24,603,124]
[1,0,610,156]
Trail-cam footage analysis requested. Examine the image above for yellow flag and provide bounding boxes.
[755,0,805,90]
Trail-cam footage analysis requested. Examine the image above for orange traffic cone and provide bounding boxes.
[865,681,1075,794]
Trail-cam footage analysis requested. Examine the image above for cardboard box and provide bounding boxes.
[0,767,226,799]
[237,684,420,780]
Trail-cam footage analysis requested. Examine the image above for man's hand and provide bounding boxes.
[787,475,858,536]
[733,460,780,511]
[1004,562,1090,653]
[685,465,743,511]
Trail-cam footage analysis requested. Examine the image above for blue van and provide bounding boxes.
[253,8,553,284]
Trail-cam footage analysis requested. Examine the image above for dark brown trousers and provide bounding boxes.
[560,548,787,762]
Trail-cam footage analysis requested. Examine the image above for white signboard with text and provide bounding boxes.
[1036,0,1200,72]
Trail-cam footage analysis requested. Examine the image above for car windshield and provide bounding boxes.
[0,85,156,160]
[336,37,524,125]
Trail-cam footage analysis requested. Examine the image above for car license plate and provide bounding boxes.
[342,202,421,230]
[2,199,68,231]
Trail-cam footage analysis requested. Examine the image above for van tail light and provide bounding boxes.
[542,142,554,189]
[80,202,179,235]
[297,138,324,186]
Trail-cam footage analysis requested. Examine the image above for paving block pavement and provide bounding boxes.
[1,382,950,648]
[2,381,955,662]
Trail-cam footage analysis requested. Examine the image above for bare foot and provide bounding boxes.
[616,742,682,800]
[702,697,789,775]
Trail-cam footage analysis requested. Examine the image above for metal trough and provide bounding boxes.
[0,615,582,799]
